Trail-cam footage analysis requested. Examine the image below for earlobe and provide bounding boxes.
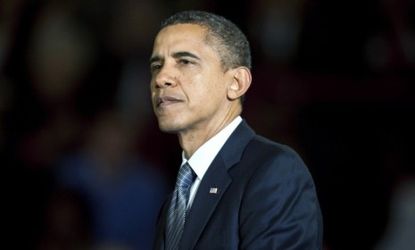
[227,67,252,100]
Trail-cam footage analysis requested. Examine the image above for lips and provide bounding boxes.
[156,95,183,107]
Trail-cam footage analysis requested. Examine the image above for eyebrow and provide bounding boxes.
[149,55,161,64]
[149,51,201,64]
[172,51,201,61]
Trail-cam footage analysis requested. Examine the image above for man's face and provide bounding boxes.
[150,24,233,134]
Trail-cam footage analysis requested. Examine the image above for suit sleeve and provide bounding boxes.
[239,150,323,250]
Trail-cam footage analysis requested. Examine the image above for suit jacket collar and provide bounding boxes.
[179,120,255,249]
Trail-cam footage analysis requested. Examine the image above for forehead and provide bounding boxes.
[152,23,213,53]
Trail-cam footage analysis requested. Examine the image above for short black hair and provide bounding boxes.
[160,10,251,70]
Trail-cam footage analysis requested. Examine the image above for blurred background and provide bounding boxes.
[1,0,414,249]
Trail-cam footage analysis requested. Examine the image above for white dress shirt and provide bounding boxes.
[181,116,243,209]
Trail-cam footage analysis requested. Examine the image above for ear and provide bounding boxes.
[227,67,252,101]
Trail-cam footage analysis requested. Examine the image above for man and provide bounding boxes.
[150,10,323,250]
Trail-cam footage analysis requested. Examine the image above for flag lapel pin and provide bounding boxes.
[209,187,218,194]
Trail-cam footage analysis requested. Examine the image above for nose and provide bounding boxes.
[153,65,177,89]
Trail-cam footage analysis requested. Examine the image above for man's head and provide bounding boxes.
[149,11,252,139]
[160,10,251,71]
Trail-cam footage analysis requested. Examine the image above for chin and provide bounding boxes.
[157,119,183,134]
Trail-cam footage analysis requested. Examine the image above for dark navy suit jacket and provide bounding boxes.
[154,121,323,250]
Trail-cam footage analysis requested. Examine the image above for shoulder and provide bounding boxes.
[233,134,317,194]
[236,134,323,249]
[225,121,311,180]
[244,135,307,172]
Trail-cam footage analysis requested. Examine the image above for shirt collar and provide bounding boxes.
[181,116,243,180]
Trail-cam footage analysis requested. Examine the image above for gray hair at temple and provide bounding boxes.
[160,10,252,70]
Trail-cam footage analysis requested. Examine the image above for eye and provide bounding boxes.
[150,63,162,73]
[178,58,192,65]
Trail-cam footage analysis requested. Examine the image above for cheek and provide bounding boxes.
[206,74,228,98]
[150,88,156,103]
[182,69,227,103]
[181,73,203,95]
[150,77,157,90]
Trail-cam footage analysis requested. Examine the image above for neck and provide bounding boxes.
[178,106,241,159]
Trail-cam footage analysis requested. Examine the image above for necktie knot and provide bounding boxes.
[177,163,196,190]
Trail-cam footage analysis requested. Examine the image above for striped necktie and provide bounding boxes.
[166,162,196,250]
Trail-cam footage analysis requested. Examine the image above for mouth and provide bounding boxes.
[156,95,183,108]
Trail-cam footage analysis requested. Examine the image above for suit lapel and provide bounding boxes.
[154,196,171,250]
[180,155,231,250]
[179,121,256,250]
